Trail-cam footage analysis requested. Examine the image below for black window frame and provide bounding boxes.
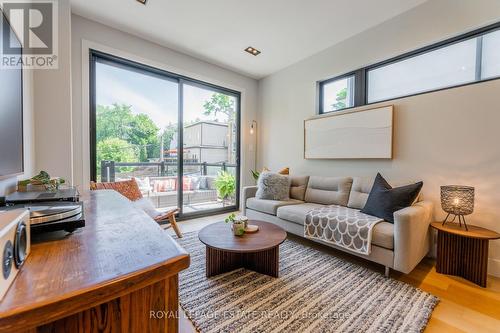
[319,21,500,114]
[89,49,241,220]
[319,70,365,114]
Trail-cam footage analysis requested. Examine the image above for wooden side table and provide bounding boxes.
[431,222,500,287]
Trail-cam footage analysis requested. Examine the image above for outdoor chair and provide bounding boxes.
[90,178,182,238]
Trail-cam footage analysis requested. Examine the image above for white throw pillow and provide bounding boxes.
[256,172,291,200]
[132,198,161,219]
[135,177,151,192]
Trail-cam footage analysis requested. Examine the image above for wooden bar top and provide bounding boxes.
[0,190,190,332]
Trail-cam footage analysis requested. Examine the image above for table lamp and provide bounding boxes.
[440,185,474,231]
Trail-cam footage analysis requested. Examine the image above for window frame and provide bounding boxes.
[318,21,500,114]
[89,49,242,220]
[319,69,365,114]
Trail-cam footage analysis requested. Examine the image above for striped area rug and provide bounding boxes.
[176,231,438,333]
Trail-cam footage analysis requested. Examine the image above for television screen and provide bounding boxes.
[0,11,23,178]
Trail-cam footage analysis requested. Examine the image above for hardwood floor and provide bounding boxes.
[166,214,500,333]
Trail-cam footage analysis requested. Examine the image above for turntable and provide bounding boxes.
[3,202,85,234]
[3,188,85,233]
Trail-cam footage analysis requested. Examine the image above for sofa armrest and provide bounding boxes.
[393,200,433,274]
[242,186,258,214]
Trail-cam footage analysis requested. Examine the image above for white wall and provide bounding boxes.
[33,0,73,183]
[71,14,259,193]
[257,0,500,276]
[0,70,36,197]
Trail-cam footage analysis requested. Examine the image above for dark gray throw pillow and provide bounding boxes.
[360,173,423,223]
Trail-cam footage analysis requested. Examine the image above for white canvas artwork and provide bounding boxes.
[304,105,393,159]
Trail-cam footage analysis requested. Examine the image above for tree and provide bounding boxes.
[149,122,177,160]
[332,87,347,110]
[162,123,177,150]
[96,138,138,172]
[95,103,160,162]
[96,104,134,143]
[203,93,235,120]
[129,113,160,161]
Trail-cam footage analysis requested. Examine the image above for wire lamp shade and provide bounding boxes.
[440,185,474,230]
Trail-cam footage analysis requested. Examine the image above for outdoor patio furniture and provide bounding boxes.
[90,179,183,238]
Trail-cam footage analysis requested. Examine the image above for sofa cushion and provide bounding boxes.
[246,197,303,215]
[277,203,394,249]
[348,177,373,209]
[277,203,325,225]
[372,222,394,250]
[289,176,310,201]
[304,176,353,206]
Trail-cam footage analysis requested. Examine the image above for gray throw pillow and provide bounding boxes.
[256,172,291,200]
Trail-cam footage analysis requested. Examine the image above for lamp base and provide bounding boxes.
[442,213,469,231]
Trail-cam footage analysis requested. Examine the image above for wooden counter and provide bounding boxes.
[0,190,190,333]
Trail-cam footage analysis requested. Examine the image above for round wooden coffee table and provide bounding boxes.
[198,220,287,278]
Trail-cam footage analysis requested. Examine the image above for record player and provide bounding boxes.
[4,188,85,234]
[6,187,79,204]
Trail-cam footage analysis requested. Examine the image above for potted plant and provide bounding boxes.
[214,171,236,206]
[18,171,66,192]
[251,170,260,182]
[225,213,245,236]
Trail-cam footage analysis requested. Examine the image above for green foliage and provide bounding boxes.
[30,170,51,184]
[19,171,65,190]
[96,138,138,172]
[214,171,236,199]
[129,113,160,161]
[96,104,134,143]
[163,123,177,149]
[251,170,260,181]
[203,93,235,121]
[96,104,160,162]
[332,87,347,110]
[224,213,236,223]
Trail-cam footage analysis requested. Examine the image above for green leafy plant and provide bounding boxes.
[251,170,260,181]
[224,213,236,223]
[332,87,347,110]
[18,171,66,191]
[214,171,236,200]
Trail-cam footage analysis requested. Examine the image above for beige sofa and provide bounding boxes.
[242,176,433,276]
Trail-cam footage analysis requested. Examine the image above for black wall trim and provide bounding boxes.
[319,21,500,114]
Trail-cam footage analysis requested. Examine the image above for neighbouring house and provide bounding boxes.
[182,121,236,164]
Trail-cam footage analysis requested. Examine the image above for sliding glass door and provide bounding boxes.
[182,83,239,214]
[90,51,240,218]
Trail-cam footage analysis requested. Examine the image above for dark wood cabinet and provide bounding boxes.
[0,190,189,332]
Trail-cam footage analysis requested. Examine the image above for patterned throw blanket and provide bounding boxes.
[304,205,383,255]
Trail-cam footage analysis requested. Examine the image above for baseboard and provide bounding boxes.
[488,258,500,277]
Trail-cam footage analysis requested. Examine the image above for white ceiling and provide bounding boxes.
[70,0,428,79]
